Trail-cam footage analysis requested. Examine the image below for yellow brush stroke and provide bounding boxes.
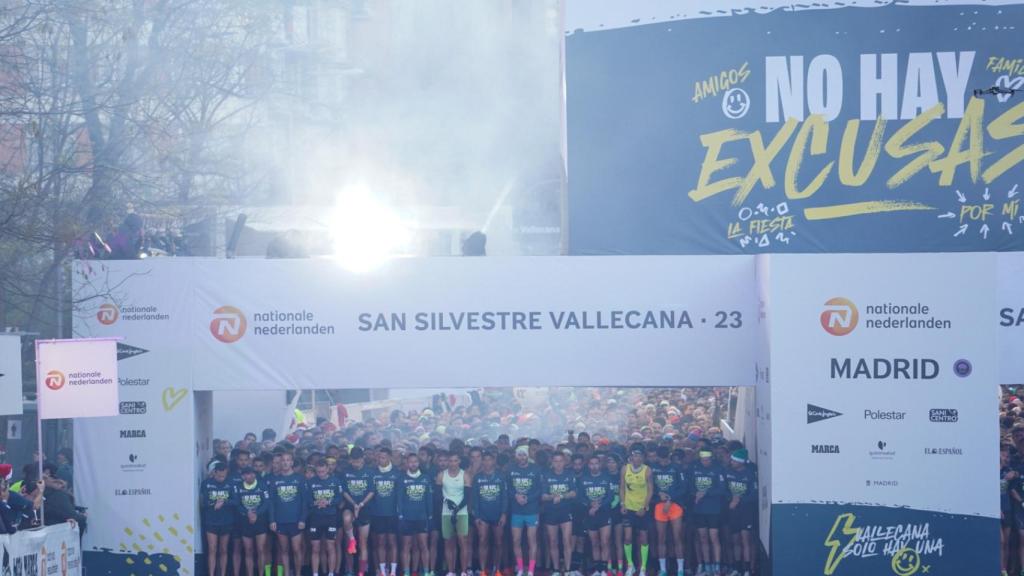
[185,524,194,534]
[160,565,169,573]
[179,539,189,546]
[158,515,165,522]
[139,534,147,541]
[168,527,179,537]
[143,518,151,527]
[186,545,194,554]
[183,569,191,575]
[147,544,154,551]
[173,555,181,562]
[173,513,180,521]
[120,543,129,551]
[154,532,165,542]
[804,201,934,221]
[124,528,134,536]
[126,558,135,565]
[132,543,141,552]
[144,558,152,565]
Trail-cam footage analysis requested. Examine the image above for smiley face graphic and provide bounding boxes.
[722,88,750,119]
[891,547,921,576]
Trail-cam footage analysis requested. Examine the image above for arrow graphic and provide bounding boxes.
[954,224,968,237]
[956,189,967,203]
[1005,221,1014,235]
[984,187,991,201]
[937,212,956,219]
[981,223,990,239]
[1010,184,1020,199]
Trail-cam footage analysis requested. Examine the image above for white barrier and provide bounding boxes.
[0,523,82,576]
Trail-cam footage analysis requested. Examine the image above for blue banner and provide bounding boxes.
[566,3,1024,253]
[772,503,998,576]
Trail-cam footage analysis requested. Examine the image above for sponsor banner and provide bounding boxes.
[0,334,22,416]
[193,257,757,390]
[766,253,997,574]
[36,339,118,420]
[565,0,1024,254]
[72,260,196,575]
[999,253,1024,383]
[772,502,997,576]
[0,523,83,576]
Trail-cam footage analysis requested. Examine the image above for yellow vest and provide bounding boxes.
[623,464,649,511]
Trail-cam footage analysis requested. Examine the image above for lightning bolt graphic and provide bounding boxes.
[824,512,860,576]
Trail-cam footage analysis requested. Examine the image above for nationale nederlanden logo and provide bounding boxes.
[211,306,247,343]
[45,370,66,391]
[97,303,120,325]
[820,297,858,336]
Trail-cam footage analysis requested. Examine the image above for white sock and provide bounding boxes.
[390,563,397,576]
[676,559,683,573]
[380,563,387,575]
[659,559,666,571]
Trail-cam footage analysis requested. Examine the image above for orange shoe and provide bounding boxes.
[348,537,357,554]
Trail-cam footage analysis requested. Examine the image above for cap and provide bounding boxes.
[699,451,713,459]
[0,464,11,480]
[515,445,530,456]
[239,467,256,476]
[731,448,749,463]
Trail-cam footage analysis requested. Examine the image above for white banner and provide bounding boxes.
[72,259,197,573]
[36,339,118,420]
[192,256,757,390]
[0,523,83,576]
[0,334,22,416]
[999,253,1024,384]
[766,253,998,576]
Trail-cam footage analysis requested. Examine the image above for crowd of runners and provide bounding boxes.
[200,388,758,576]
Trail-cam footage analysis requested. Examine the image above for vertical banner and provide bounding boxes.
[999,253,1024,383]
[767,253,998,576]
[0,334,22,416]
[72,260,196,576]
[36,339,118,420]
[0,523,83,576]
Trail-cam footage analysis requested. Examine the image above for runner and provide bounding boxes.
[579,454,614,576]
[268,451,308,576]
[202,461,237,576]
[235,466,271,576]
[508,445,543,576]
[307,458,344,576]
[541,452,577,576]
[723,449,756,576]
[651,447,686,576]
[605,455,624,576]
[689,450,726,576]
[438,452,472,576]
[342,447,375,576]
[473,450,508,576]
[399,453,433,576]
[371,447,401,576]
[620,444,653,576]
[1003,445,1017,576]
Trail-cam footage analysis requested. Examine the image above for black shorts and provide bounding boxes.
[275,522,302,537]
[371,515,398,534]
[240,518,270,538]
[1004,509,1015,528]
[610,506,622,526]
[585,509,612,532]
[205,524,233,537]
[353,511,371,528]
[400,519,429,535]
[572,511,586,536]
[1013,508,1024,531]
[622,510,649,530]
[308,521,339,541]
[476,515,503,527]
[691,513,720,530]
[544,510,572,526]
[728,505,756,532]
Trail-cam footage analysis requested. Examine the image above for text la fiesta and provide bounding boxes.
[357,310,697,332]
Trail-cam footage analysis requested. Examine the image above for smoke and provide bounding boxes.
[257,0,563,255]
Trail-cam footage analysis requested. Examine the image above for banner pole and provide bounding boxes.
[34,339,44,525]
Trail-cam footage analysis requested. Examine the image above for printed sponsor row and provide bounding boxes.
[807,404,959,424]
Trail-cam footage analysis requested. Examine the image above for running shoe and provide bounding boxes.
[625,568,635,576]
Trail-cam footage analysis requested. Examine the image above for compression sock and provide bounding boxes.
[380,563,387,576]
[391,563,397,576]
[528,560,536,574]
[658,558,666,572]
[639,546,648,571]
[517,558,524,573]
[676,558,683,575]
[624,545,634,568]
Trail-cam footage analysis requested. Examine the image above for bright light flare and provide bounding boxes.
[329,191,412,273]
